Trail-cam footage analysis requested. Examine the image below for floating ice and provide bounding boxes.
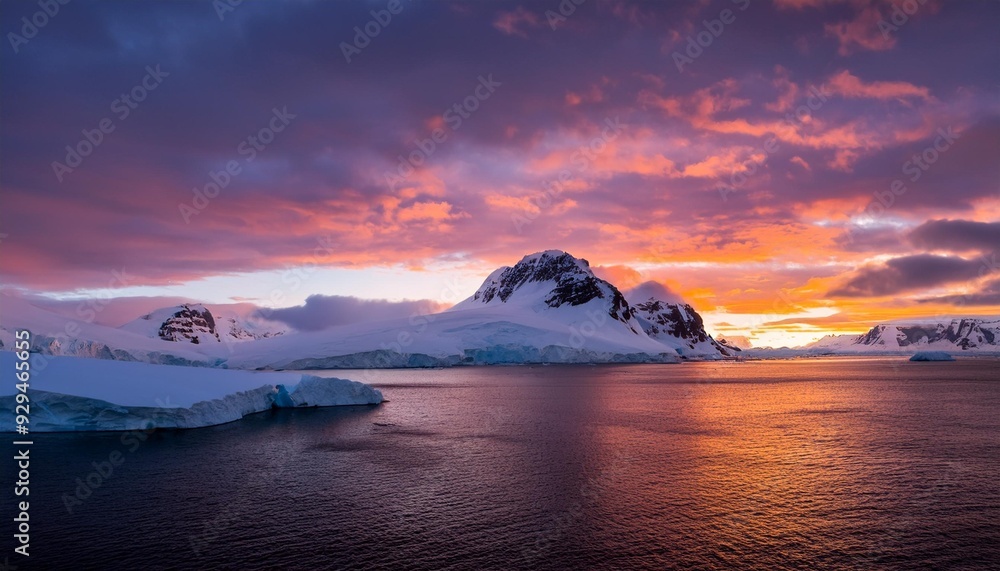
[909,351,956,362]
[0,352,382,432]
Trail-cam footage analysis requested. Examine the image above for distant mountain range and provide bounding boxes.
[805,319,1000,354]
[2,250,997,367]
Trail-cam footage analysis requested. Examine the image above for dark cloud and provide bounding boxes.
[833,226,908,253]
[261,295,446,332]
[917,277,1000,307]
[828,254,991,297]
[908,219,1000,252]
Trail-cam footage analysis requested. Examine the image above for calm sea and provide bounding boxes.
[6,358,1000,570]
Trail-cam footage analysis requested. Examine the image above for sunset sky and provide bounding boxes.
[2,0,998,347]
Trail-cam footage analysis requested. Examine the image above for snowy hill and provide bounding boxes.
[2,250,730,369]
[625,281,735,356]
[228,251,714,369]
[806,318,1000,354]
[0,296,222,365]
[121,303,287,344]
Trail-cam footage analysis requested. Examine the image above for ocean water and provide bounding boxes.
[7,358,1000,570]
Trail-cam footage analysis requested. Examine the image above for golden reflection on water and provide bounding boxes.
[581,359,978,566]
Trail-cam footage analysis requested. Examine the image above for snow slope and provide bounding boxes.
[226,305,685,369]
[227,251,707,369]
[0,296,224,365]
[0,352,382,431]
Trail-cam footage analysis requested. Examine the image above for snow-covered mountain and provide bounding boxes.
[1,251,730,368]
[806,318,1000,354]
[625,281,735,356]
[122,304,220,343]
[451,250,640,331]
[229,251,718,368]
[0,296,223,365]
[121,304,287,344]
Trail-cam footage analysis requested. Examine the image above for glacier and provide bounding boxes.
[0,352,382,432]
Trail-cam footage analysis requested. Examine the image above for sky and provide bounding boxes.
[1,0,998,347]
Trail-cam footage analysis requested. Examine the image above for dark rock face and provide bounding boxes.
[634,300,710,343]
[157,305,220,343]
[633,298,730,354]
[473,251,635,325]
[857,325,888,345]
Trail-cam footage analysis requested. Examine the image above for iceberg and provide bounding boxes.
[0,352,382,432]
[909,351,956,362]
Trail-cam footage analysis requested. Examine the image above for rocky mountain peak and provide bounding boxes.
[154,304,220,344]
[626,281,731,355]
[463,250,636,326]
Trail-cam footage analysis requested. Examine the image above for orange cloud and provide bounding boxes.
[681,148,767,178]
[641,73,951,163]
[824,70,932,101]
[396,201,464,223]
[790,156,811,171]
[484,193,541,214]
[565,79,610,106]
[827,148,860,172]
[765,66,801,112]
[593,264,644,290]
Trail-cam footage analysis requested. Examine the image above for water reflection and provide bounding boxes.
[15,359,1000,570]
